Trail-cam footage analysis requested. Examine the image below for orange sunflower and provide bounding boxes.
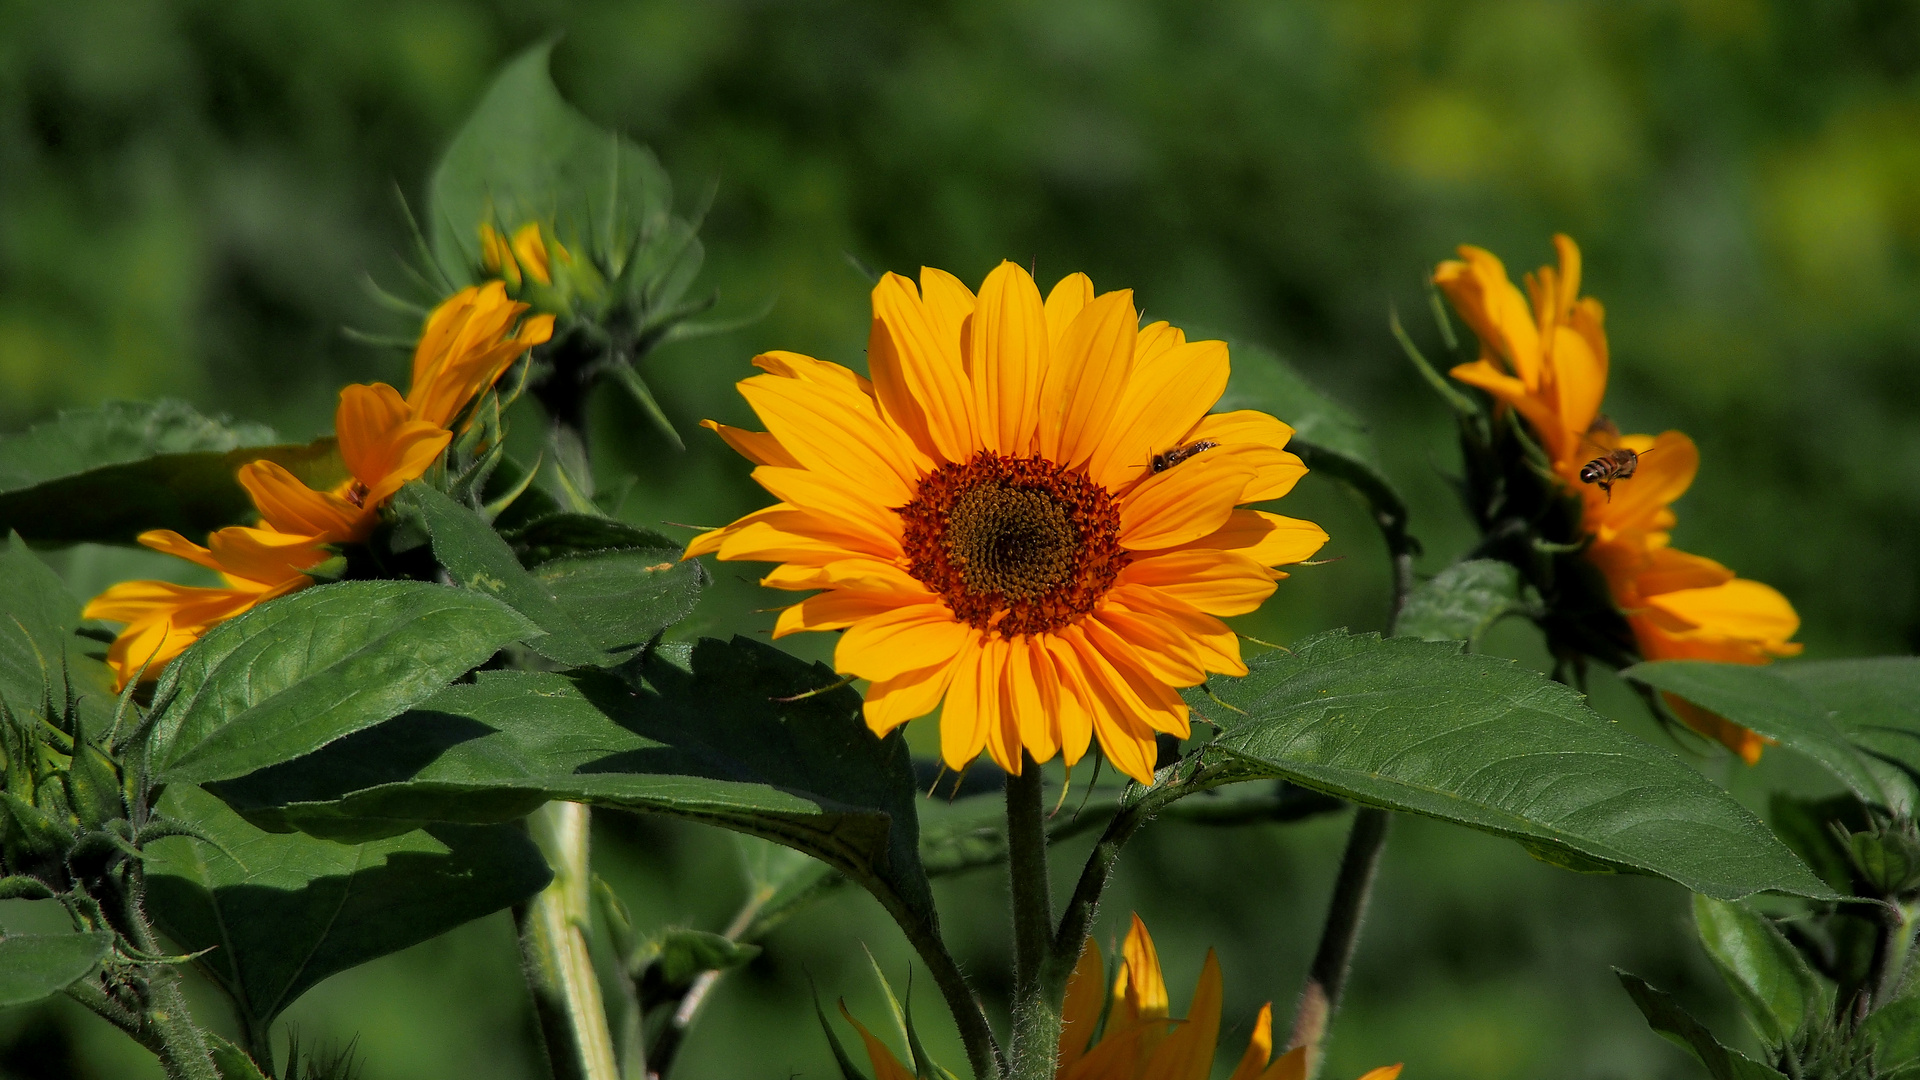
[84,283,552,688]
[686,263,1327,784]
[849,913,1404,1080]
[1435,235,1801,762]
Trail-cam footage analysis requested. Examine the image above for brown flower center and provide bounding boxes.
[899,451,1128,636]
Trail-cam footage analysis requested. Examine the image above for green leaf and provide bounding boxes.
[0,537,115,728]
[503,512,679,565]
[1616,969,1789,1080]
[1623,660,1912,808]
[642,928,760,986]
[206,636,938,938]
[1394,560,1532,647]
[429,41,673,286]
[1691,894,1829,1044]
[0,931,112,1007]
[1768,794,1866,896]
[1188,632,1836,900]
[534,547,703,660]
[1863,993,1920,1072]
[0,400,338,546]
[396,483,695,666]
[148,580,535,785]
[144,785,550,1029]
[206,1034,271,1080]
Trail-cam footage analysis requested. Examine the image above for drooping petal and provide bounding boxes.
[1006,635,1061,764]
[1434,245,1544,390]
[1645,578,1802,655]
[834,603,976,683]
[937,635,992,772]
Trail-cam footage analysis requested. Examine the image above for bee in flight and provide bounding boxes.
[1576,416,1652,501]
[1150,439,1217,474]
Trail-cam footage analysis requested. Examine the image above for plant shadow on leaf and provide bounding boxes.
[144,786,551,1035]
[207,635,936,932]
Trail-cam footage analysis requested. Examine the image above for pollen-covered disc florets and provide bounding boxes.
[899,451,1127,636]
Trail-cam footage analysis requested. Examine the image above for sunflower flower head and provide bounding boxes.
[850,913,1404,1080]
[84,282,553,689]
[687,263,1328,784]
[1435,235,1801,763]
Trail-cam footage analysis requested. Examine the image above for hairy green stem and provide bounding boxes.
[1006,754,1058,1080]
[1288,808,1392,1079]
[144,970,223,1080]
[518,802,619,1080]
[896,906,1002,1080]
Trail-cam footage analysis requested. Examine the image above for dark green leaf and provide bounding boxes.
[1691,894,1829,1044]
[395,483,648,666]
[0,400,338,546]
[144,785,550,1029]
[645,928,759,986]
[1188,632,1835,900]
[1623,660,1913,807]
[0,931,111,1007]
[1616,969,1789,1080]
[0,537,114,728]
[429,41,673,286]
[1768,794,1867,897]
[1394,560,1532,647]
[207,636,938,938]
[503,512,678,565]
[148,580,535,785]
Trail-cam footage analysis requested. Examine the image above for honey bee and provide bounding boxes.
[1150,439,1217,474]
[1576,416,1652,501]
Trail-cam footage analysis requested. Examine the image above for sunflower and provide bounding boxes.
[849,913,1404,1080]
[83,283,552,688]
[686,263,1326,784]
[1435,235,1801,762]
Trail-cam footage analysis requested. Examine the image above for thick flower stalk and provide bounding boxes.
[850,914,1404,1080]
[84,282,552,687]
[686,263,1327,784]
[1435,235,1800,761]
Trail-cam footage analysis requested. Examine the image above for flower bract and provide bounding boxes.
[687,262,1327,784]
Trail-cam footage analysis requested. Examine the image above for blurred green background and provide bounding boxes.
[2,0,1917,1077]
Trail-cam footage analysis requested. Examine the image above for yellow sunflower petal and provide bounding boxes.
[1008,636,1062,764]
[1043,288,1138,466]
[968,261,1049,455]
[938,635,993,772]
[1109,584,1246,677]
[750,466,903,547]
[864,652,965,735]
[751,349,875,397]
[1090,606,1208,685]
[1120,550,1278,617]
[871,271,979,460]
[1142,948,1224,1080]
[1043,634,1098,766]
[1177,509,1328,568]
[700,419,800,468]
[1644,578,1802,653]
[1120,913,1170,1022]
[979,636,1029,774]
[1119,453,1260,551]
[759,558,928,596]
[738,372,919,506]
[1591,430,1697,538]
[1259,1046,1310,1080]
[1056,627,1160,784]
[237,461,366,540]
[919,266,977,351]
[1043,272,1096,346]
[838,1001,915,1080]
[1077,619,1194,737]
[1434,245,1544,390]
[835,603,974,683]
[717,511,897,565]
[1088,338,1231,490]
[1227,1003,1276,1080]
[773,590,907,638]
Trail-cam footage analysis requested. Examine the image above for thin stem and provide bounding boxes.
[896,907,1002,1080]
[1287,808,1391,1079]
[1867,900,1918,1010]
[518,802,620,1080]
[1006,754,1058,1080]
[647,891,771,1079]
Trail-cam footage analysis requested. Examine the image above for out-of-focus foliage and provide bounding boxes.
[4,2,1918,1079]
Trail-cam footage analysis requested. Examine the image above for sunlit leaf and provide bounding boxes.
[1188,632,1835,900]
[148,580,535,785]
